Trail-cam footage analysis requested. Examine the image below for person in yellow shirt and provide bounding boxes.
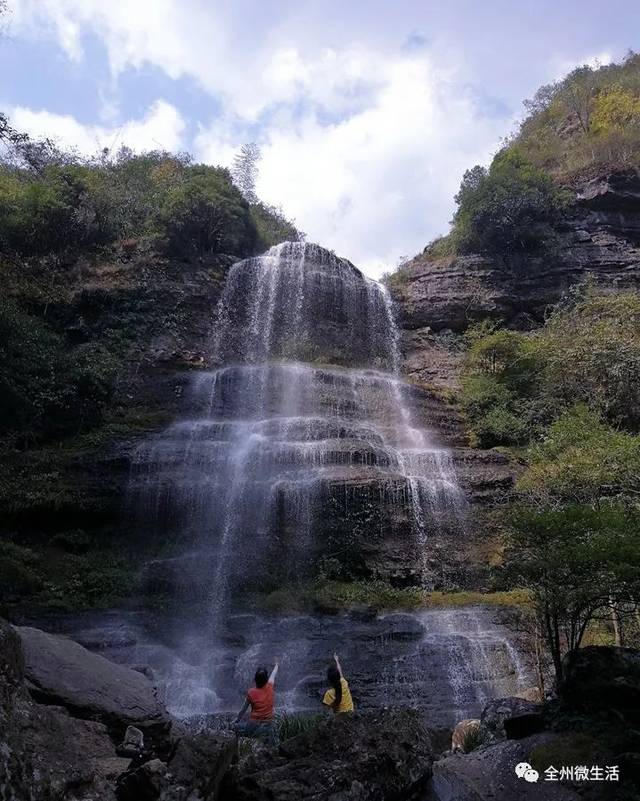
[322,652,354,714]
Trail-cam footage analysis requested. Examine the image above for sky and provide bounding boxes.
[2,1,639,277]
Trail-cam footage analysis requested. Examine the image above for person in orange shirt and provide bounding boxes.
[322,653,354,714]
[234,660,279,742]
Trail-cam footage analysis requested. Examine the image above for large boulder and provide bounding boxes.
[222,708,433,801]
[480,696,544,742]
[15,625,170,747]
[1,618,124,801]
[560,645,640,720]
[430,732,581,801]
[116,731,236,801]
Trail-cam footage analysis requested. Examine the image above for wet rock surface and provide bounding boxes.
[1,618,122,801]
[23,606,533,730]
[222,708,433,801]
[116,730,236,801]
[428,732,581,801]
[480,696,544,742]
[16,624,171,747]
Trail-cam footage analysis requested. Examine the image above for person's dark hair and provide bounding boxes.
[255,668,268,688]
[327,665,342,710]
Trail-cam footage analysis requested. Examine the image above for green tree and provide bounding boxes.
[451,149,567,253]
[517,406,640,507]
[507,504,640,683]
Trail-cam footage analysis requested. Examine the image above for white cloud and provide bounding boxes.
[7,99,186,154]
[196,51,504,276]
[10,0,508,276]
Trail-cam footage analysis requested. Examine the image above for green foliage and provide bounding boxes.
[450,149,568,254]
[518,406,640,505]
[273,713,325,741]
[461,290,640,449]
[250,201,302,250]
[0,139,298,261]
[0,298,116,443]
[538,289,640,430]
[253,580,528,613]
[515,52,640,177]
[0,541,42,601]
[459,725,489,753]
[460,322,546,447]
[0,535,136,610]
[156,164,256,257]
[506,503,640,679]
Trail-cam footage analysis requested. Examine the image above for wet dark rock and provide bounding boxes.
[1,618,121,801]
[116,725,146,758]
[222,708,433,801]
[480,696,544,742]
[16,624,171,747]
[167,730,236,797]
[430,732,581,801]
[116,732,236,801]
[116,758,169,801]
[560,645,640,720]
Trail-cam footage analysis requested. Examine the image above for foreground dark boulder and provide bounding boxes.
[1,618,126,801]
[116,730,236,801]
[222,708,433,801]
[431,732,581,801]
[16,624,170,746]
[480,696,544,742]
[560,645,640,720]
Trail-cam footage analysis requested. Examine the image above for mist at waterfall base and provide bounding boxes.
[111,243,531,723]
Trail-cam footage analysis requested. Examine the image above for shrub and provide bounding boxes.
[0,299,116,442]
[451,149,568,254]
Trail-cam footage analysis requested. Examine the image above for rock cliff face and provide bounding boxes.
[388,168,640,527]
[394,169,640,340]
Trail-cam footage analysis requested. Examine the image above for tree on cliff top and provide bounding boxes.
[449,148,568,254]
[232,142,261,204]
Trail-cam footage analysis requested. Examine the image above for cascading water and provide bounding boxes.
[130,242,465,616]
[124,242,513,717]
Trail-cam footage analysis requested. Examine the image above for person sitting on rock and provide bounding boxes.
[322,653,354,714]
[235,660,279,743]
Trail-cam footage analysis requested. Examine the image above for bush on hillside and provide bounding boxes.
[0,299,116,443]
[450,149,568,254]
[0,135,301,261]
[460,289,640,449]
[516,51,640,176]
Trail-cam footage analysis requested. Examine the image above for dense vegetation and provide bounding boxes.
[459,288,640,678]
[0,121,300,447]
[0,117,301,611]
[423,52,640,258]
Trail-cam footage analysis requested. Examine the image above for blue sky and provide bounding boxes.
[3,1,639,275]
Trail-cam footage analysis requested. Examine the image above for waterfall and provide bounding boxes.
[131,242,464,606]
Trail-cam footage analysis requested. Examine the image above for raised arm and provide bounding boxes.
[235,696,250,722]
[268,660,279,685]
[333,653,343,678]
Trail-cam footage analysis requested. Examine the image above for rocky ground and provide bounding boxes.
[2,615,639,801]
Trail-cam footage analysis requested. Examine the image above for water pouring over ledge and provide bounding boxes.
[122,242,530,717]
[130,242,465,611]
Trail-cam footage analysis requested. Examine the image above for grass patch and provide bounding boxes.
[274,712,325,741]
[251,580,530,614]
